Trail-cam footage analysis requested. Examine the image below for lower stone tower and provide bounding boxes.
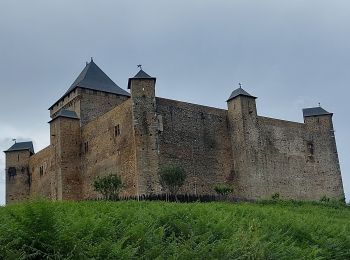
[4,142,34,203]
[49,110,82,200]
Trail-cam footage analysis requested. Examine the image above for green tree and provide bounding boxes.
[159,165,186,200]
[93,174,123,200]
[214,184,233,199]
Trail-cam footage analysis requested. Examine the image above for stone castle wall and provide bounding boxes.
[29,146,53,199]
[80,99,136,199]
[79,89,129,126]
[6,87,345,203]
[156,98,233,195]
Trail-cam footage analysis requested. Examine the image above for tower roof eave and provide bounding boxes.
[4,141,34,154]
[226,88,257,102]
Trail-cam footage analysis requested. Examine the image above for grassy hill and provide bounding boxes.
[0,200,349,259]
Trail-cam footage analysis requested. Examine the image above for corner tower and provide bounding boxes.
[4,142,34,204]
[303,106,345,200]
[227,86,262,199]
[128,69,161,196]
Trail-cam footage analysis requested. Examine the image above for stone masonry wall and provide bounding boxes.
[156,98,233,195]
[232,114,344,201]
[29,146,53,199]
[80,90,129,126]
[254,116,311,199]
[80,99,136,199]
[50,88,81,119]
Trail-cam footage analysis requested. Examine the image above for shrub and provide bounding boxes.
[214,184,233,198]
[93,174,123,200]
[159,165,186,199]
[271,192,280,200]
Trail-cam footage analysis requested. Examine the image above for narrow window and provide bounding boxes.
[17,154,19,161]
[307,142,314,155]
[115,124,121,137]
[39,166,43,177]
[84,142,89,153]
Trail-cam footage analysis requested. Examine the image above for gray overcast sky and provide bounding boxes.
[0,0,349,204]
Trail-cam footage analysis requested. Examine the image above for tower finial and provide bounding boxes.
[238,82,242,89]
[91,57,93,62]
[137,64,142,70]
[318,102,321,107]
[12,138,16,144]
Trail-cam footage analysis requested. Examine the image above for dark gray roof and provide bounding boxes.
[227,88,257,102]
[4,142,34,154]
[128,69,156,89]
[49,109,79,123]
[133,69,153,79]
[49,60,130,109]
[303,107,333,117]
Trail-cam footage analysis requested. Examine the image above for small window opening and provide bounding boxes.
[115,124,121,137]
[307,142,314,155]
[84,142,89,153]
[17,154,20,161]
[39,166,44,177]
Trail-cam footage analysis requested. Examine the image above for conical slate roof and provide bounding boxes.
[50,60,130,109]
[4,142,34,154]
[227,87,256,102]
[302,107,332,117]
[65,60,130,96]
[128,69,156,89]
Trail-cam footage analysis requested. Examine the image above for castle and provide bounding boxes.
[4,60,345,204]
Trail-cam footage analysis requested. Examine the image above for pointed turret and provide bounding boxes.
[227,87,257,102]
[128,69,156,89]
[302,107,333,118]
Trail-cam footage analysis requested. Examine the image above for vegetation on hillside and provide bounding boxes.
[0,200,349,259]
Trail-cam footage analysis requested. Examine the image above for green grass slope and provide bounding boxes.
[0,200,349,259]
